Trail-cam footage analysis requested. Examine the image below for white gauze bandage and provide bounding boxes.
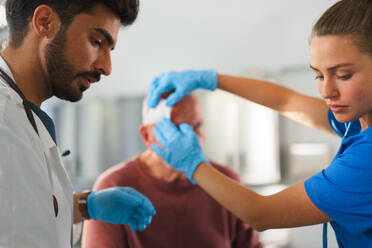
[142,97,172,125]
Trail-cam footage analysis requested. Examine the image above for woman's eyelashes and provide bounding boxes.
[315,75,324,80]
[336,74,353,80]
[314,74,353,81]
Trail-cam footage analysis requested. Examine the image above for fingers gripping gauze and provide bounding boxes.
[142,97,172,125]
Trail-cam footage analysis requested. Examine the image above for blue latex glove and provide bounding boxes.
[147,70,217,108]
[151,118,209,184]
[87,187,156,231]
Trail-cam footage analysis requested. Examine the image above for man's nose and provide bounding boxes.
[94,51,112,76]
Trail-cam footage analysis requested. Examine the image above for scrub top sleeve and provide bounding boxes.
[305,137,372,234]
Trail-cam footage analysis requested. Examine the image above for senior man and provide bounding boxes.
[82,93,262,248]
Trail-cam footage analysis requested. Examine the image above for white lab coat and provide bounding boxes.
[0,57,73,247]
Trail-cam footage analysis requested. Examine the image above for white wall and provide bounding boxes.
[84,0,336,98]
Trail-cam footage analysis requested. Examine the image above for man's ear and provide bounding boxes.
[32,5,61,39]
[139,125,151,149]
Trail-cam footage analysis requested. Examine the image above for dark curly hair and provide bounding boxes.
[5,0,140,48]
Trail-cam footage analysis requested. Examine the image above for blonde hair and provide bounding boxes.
[312,0,372,58]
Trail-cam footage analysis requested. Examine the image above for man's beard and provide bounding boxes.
[44,27,86,102]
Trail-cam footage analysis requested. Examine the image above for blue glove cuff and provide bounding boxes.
[87,192,97,220]
[200,70,218,91]
[186,156,210,185]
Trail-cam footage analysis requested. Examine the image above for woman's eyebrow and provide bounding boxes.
[310,63,354,72]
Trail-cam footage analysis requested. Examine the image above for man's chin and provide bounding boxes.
[55,91,83,102]
[150,150,172,167]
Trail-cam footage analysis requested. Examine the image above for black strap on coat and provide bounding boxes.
[0,67,62,221]
[0,68,39,135]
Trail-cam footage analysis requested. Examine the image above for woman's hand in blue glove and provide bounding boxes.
[147,70,217,108]
[151,118,209,184]
[87,187,156,231]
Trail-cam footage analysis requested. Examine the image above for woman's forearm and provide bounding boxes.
[193,162,331,231]
[193,162,266,230]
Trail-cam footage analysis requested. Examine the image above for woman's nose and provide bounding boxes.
[319,77,339,99]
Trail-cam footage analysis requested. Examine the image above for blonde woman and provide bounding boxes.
[147,0,372,247]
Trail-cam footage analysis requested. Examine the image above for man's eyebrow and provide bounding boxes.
[93,28,115,50]
[310,63,354,71]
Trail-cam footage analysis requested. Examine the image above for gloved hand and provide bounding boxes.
[147,70,218,108]
[87,187,156,231]
[151,118,209,184]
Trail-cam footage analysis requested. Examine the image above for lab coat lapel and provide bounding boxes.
[40,121,73,246]
[35,108,73,248]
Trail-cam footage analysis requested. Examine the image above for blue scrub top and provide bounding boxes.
[305,110,372,247]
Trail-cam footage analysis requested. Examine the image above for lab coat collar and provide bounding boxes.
[0,56,56,150]
[35,114,57,150]
[0,55,23,105]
